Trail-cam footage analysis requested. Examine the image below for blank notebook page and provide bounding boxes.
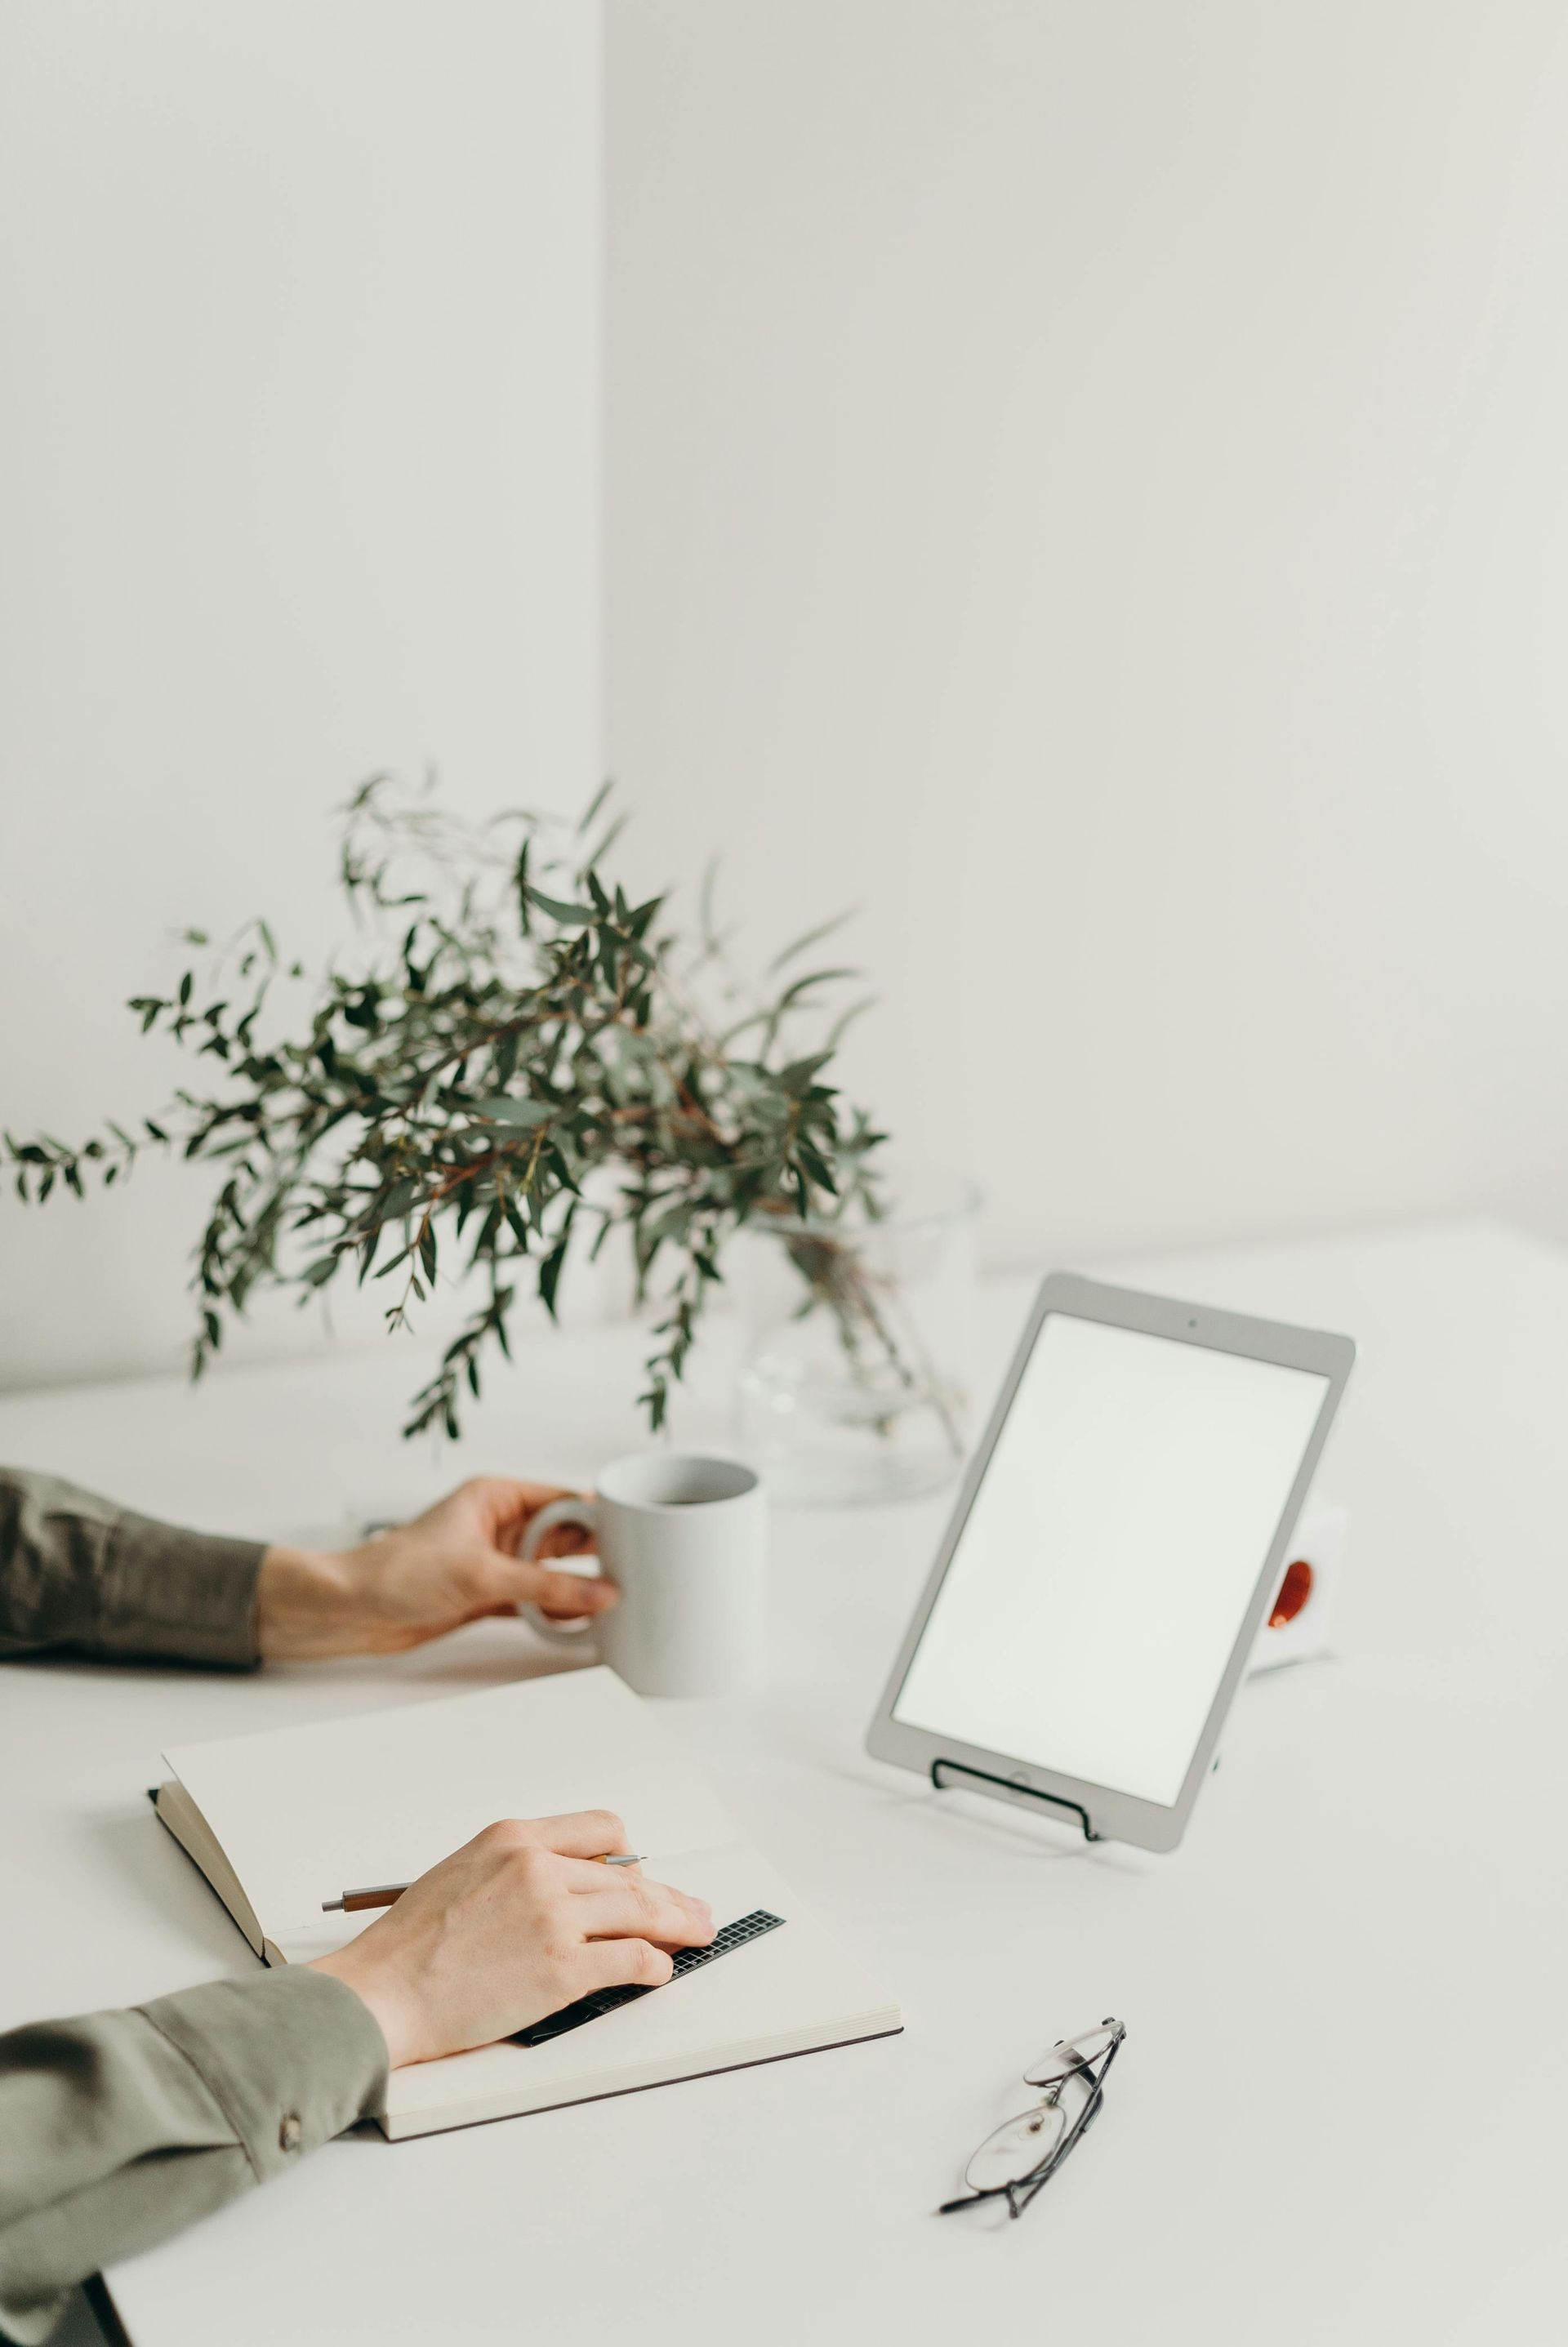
[163,1667,738,1960]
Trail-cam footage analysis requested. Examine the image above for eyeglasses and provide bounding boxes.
[938,2018,1125,2221]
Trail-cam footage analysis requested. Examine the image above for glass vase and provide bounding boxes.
[733,1168,981,1508]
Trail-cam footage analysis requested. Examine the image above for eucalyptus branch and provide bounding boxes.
[4,777,896,1441]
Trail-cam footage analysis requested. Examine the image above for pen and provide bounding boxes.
[322,1853,646,1913]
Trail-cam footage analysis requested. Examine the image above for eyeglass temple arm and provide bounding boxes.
[937,2175,1052,2220]
[937,2186,1010,2216]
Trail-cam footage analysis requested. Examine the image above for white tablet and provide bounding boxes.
[866,1274,1355,1850]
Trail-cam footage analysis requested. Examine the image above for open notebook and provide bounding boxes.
[152,1667,901,2140]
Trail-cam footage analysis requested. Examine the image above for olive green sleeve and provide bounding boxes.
[0,1969,388,2345]
[0,1469,265,1668]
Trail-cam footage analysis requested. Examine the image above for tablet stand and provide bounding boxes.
[929,1757,1101,1842]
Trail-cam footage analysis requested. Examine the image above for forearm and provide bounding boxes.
[252,1541,381,1659]
[1,1468,609,1669]
[0,1971,386,2346]
[0,1470,264,1668]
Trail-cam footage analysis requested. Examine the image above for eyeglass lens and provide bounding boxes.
[1023,2021,1117,2086]
[964,2099,1069,2192]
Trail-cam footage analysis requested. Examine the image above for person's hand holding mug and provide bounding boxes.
[310,1810,713,2067]
[255,1477,619,1660]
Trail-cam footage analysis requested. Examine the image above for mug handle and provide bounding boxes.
[517,1495,604,1646]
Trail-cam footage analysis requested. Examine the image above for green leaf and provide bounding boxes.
[767,907,856,974]
[470,1098,555,1127]
[797,1144,839,1194]
[577,777,614,834]
[777,1052,833,1096]
[302,1254,338,1287]
[527,886,599,925]
[537,1202,577,1319]
[772,967,858,1013]
[582,811,629,868]
[537,1242,566,1319]
[697,858,720,946]
[825,994,876,1050]
[514,839,532,935]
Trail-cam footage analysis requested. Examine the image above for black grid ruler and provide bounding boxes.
[514,1908,785,2048]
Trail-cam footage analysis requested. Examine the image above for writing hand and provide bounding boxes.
[309,1810,713,2067]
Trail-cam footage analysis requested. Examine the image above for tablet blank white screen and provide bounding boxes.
[892,1314,1330,1806]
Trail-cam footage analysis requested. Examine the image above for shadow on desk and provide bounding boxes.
[834,1761,1152,1873]
[74,1803,252,1971]
[272,1628,599,1693]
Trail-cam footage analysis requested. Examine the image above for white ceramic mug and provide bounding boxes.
[518,1452,766,1697]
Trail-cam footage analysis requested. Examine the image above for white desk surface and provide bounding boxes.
[2,1218,1564,2346]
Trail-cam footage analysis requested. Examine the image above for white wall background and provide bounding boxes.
[604,0,1568,1270]
[0,0,600,1389]
[7,2,1568,1394]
